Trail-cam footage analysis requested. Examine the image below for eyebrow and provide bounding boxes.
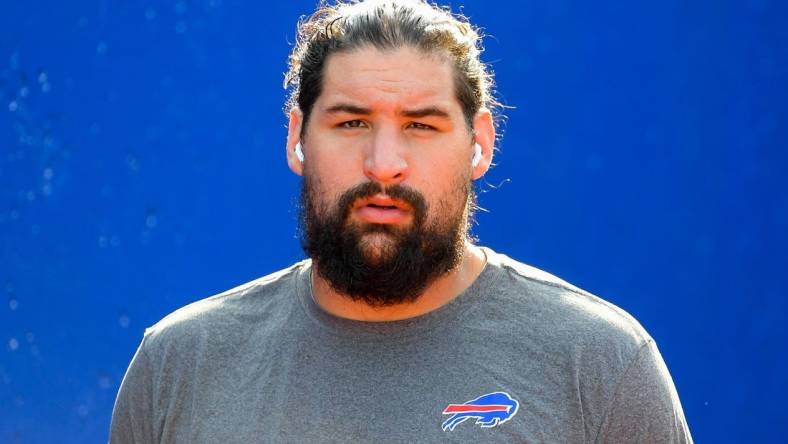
[401,106,450,119]
[323,103,450,119]
[324,103,371,115]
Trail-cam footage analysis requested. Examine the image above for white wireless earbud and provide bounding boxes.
[471,143,482,167]
[295,142,305,162]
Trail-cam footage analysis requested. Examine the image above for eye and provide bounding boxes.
[407,122,435,131]
[338,120,367,129]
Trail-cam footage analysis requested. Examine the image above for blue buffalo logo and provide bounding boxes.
[441,391,520,431]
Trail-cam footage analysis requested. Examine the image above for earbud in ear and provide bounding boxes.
[471,143,482,167]
[295,142,305,162]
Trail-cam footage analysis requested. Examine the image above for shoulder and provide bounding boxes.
[481,251,691,441]
[483,248,652,358]
[141,260,309,352]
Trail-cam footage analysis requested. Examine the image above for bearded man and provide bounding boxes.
[110,1,693,442]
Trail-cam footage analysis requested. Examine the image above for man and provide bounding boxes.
[111,0,692,442]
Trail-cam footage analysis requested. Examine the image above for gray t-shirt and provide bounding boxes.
[110,248,692,443]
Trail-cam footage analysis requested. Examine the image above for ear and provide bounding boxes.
[471,108,495,180]
[286,107,304,176]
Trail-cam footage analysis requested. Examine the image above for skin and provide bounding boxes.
[286,45,495,321]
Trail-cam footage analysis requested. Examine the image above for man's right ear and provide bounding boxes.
[286,108,304,176]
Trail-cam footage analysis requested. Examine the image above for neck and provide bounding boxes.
[310,241,487,322]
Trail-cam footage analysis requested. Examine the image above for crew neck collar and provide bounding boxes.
[295,247,504,341]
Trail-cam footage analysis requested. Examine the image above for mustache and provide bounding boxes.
[336,182,427,222]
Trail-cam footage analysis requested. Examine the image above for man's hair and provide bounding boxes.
[283,0,497,135]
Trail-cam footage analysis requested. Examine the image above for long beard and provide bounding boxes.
[299,177,473,307]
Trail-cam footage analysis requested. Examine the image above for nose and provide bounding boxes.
[363,127,408,185]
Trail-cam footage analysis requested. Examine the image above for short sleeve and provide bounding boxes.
[109,337,157,444]
[595,340,693,443]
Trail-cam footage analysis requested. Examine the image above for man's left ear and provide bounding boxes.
[471,108,495,180]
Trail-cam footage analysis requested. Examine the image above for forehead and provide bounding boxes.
[317,46,460,113]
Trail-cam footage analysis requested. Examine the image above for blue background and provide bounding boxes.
[2,0,787,442]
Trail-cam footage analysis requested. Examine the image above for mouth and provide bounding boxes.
[352,194,412,224]
[366,203,399,210]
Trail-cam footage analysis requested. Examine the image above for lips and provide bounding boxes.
[353,194,412,224]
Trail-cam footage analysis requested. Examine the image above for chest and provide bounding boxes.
[157,330,595,443]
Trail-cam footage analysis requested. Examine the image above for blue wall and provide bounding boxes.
[2,1,786,442]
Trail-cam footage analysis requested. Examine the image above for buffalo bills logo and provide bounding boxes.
[441,391,520,431]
